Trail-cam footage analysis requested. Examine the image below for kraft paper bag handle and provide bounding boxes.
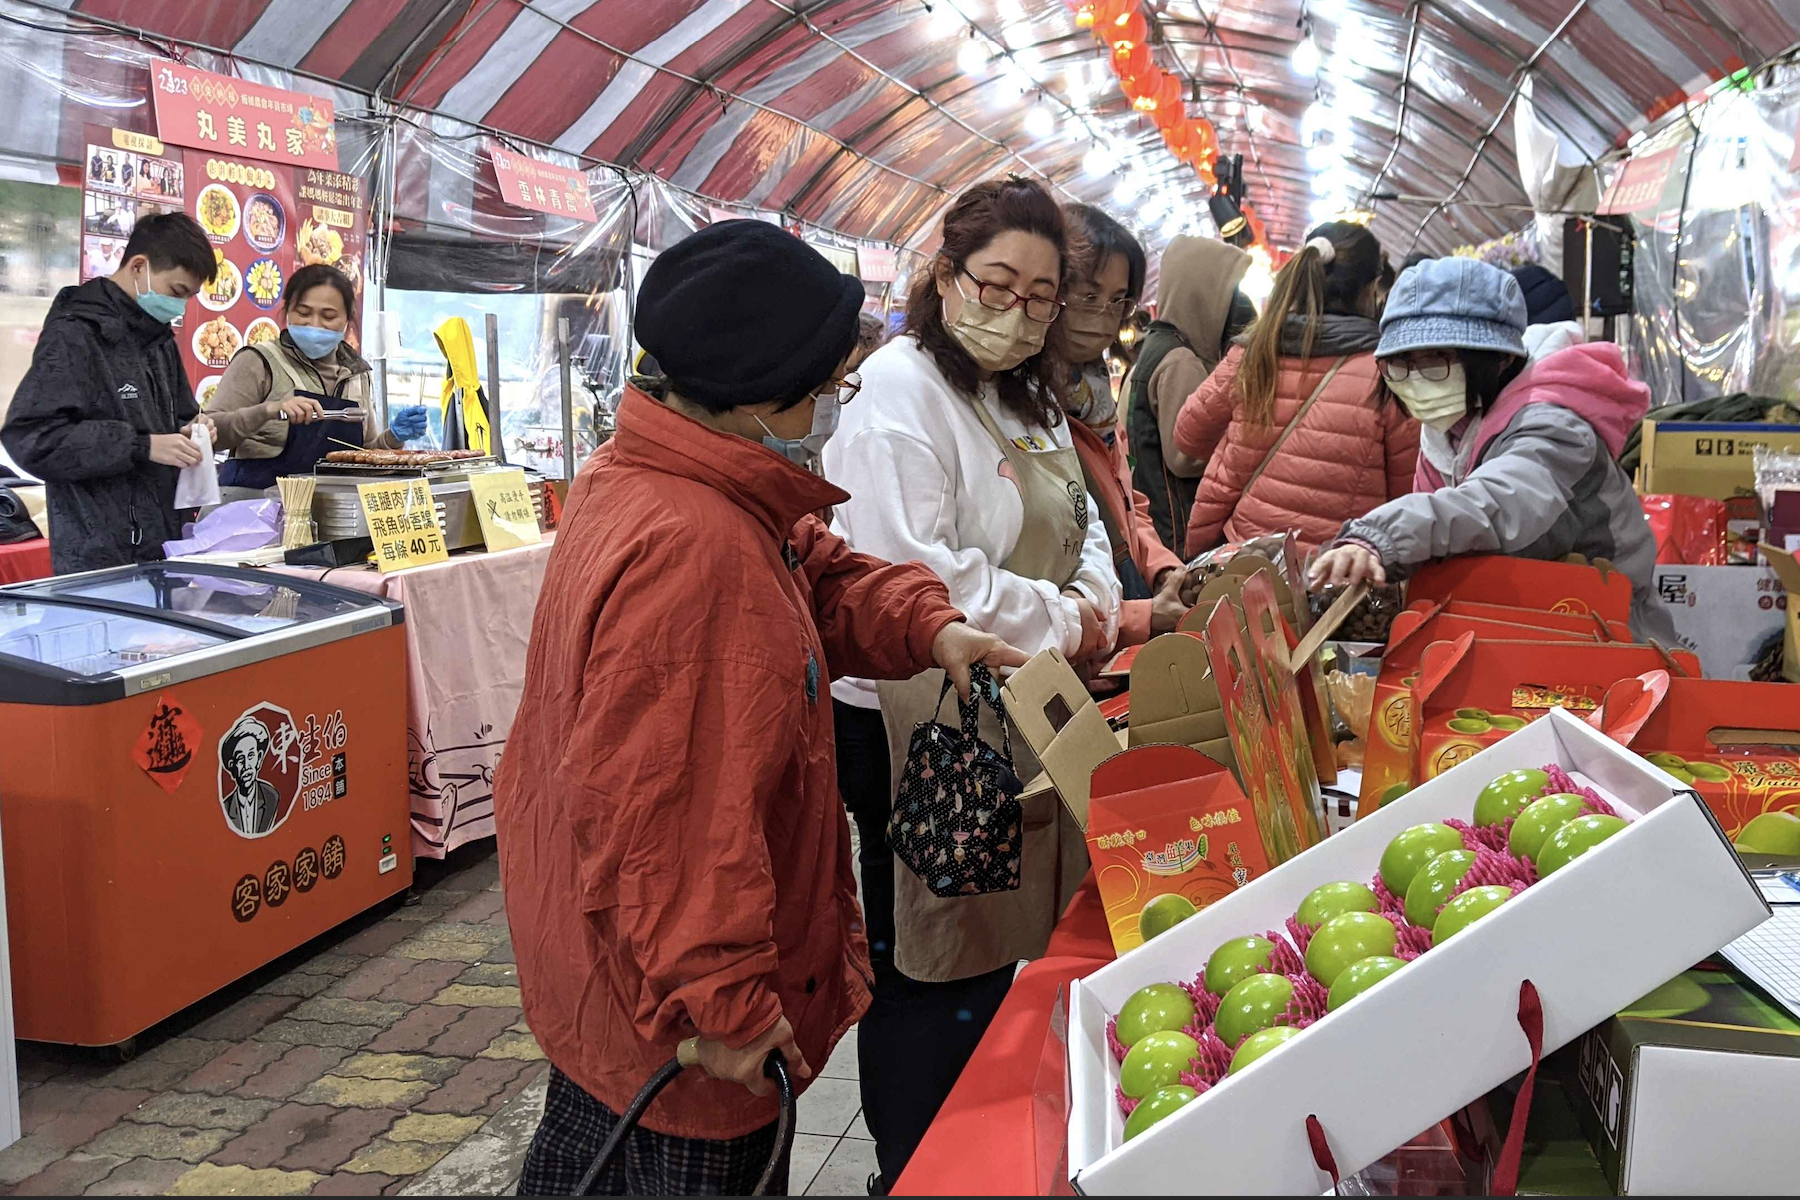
[1001,648,1090,753]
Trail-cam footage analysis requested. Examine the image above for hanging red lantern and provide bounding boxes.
[1191,118,1218,157]
[1155,100,1182,132]
[1130,66,1164,110]
[1074,3,1097,29]
[1123,41,1151,79]
[1165,120,1191,154]
[1112,9,1147,48]
[1094,0,1129,29]
[1157,73,1183,113]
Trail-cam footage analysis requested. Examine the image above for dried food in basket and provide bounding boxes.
[1308,581,1406,643]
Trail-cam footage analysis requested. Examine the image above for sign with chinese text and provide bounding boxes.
[357,479,449,572]
[808,240,859,277]
[80,123,186,284]
[150,59,339,170]
[489,146,596,221]
[468,469,542,552]
[858,245,899,283]
[1597,147,1677,215]
[131,693,203,794]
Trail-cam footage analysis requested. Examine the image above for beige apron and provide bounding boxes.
[879,395,1093,982]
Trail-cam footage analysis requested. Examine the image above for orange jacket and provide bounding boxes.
[495,388,961,1139]
[1068,419,1183,646]
[1175,343,1418,556]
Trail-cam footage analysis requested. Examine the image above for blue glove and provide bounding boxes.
[389,405,429,441]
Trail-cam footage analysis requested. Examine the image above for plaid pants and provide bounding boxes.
[518,1066,791,1197]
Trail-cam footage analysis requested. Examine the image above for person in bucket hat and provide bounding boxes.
[1308,256,1678,645]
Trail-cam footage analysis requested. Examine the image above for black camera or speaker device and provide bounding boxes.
[1563,216,1634,317]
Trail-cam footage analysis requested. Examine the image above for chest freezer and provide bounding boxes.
[0,563,411,1049]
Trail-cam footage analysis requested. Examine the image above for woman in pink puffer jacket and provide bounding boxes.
[1174,221,1418,557]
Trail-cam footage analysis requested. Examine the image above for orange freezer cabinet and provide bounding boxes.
[0,563,412,1050]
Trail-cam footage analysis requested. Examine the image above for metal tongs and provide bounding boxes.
[278,408,367,423]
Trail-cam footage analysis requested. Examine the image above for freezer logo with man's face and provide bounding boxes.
[218,702,303,839]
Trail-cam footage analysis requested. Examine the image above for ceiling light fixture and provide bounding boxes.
[956,35,987,75]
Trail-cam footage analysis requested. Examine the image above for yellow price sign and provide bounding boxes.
[468,469,542,552]
[356,478,449,573]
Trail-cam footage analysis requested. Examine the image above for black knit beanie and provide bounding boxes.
[1510,264,1575,326]
[636,220,866,411]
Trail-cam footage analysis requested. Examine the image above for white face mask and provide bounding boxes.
[755,391,839,470]
[1390,364,1468,432]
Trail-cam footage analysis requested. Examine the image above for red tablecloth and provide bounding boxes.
[0,539,51,585]
[894,875,1115,1197]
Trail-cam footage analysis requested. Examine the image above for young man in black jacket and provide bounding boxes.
[2,213,218,575]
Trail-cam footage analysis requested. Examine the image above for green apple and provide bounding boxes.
[1686,761,1732,782]
[1325,955,1407,1011]
[1735,811,1800,856]
[1403,849,1477,930]
[1536,814,1628,876]
[1204,935,1275,997]
[1620,973,1711,1020]
[1227,1024,1302,1075]
[1378,823,1466,896]
[1115,982,1198,1048]
[1123,1084,1198,1141]
[1431,885,1512,945]
[1644,751,1689,771]
[1488,715,1527,731]
[1379,782,1412,806]
[1446,717,1491,734]
[1213,973,1295,1048]
[1297,881,1379,929]
[1454,708,1492,721]
[1304,911,1398,987]
[1138,893,1199,943]
[1508,793,1589,862]
[1119,1029,1199,1098]
[1474,768,1550,827]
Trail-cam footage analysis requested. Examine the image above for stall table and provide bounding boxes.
[0,540,50,585]
[271,535,554,858]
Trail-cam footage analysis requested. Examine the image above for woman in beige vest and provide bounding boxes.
[822,178,1121,1190]
[207,264,428,500]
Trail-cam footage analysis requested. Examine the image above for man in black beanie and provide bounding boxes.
[497,220,1025,1197]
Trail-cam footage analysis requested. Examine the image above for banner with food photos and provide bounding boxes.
[177,149,368,400]
[80,123,186,284]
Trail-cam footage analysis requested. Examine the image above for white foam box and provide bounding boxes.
[1067,706,1769,1196]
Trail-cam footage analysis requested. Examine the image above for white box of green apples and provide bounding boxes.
[1067,705,1769,1195]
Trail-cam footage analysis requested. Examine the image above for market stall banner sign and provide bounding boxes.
[858,245,899,283]
[358,479,449,572]
[1597,146,1678,215]
[489,146,596,221]
[468,469,542,552]
[150,59,339,171]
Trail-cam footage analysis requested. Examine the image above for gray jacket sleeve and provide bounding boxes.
[1339,406,1597,574]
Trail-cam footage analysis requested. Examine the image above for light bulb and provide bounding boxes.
[1312,168,1351,196]
[1310,196,1346,224]
[1000,59,1032,95]
[1305,143,1336,170]
[956,37,988,75]
[1292,36,1320,77]
[1083,144,1117,177]
[928,3,962,37]
[1025,102,1056,140]
[1114,173,1145,203]
[996,0,1023,19]
[1011,41,1041,73]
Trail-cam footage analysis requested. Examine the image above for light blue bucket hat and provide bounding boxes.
[1378,257,1529,358]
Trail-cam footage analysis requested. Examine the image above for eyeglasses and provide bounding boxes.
[961,268,1063,324]
[1065,293,1133,320]
[822,372,862,405]
[1381,352,1456,383]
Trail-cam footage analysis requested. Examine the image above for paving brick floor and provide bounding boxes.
[1,844,547,1197]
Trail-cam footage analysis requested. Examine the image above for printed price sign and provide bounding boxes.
[468,469,542,552]
[356,479,448,572]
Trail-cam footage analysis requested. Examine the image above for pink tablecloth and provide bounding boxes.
[272,535,555,858]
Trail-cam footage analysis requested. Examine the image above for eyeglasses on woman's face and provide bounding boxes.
[960,267,1063,324]
[1380,350,1458,383]
[819,371,862,405]
[1064,291,1132,320]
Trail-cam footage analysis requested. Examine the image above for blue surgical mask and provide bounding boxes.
[289,324,346,361]
[755,392,840,469]
[133,270,187,324]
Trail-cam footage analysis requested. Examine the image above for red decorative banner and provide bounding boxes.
[490,146,596,222]
[858,245,899,283]
[1597,146,1677,216]
[150,58,339,170]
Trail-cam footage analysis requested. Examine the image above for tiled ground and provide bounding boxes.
[1,845,547,1197]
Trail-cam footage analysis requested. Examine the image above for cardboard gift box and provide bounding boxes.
[1755,545,1800,683]
[1567,965,1800,1194]
[1648,563,1786,679]
[1407,555,1633,625]
[1410,636,1699,783]
[1065,706,1767,1195]
[1634,419,1800,501]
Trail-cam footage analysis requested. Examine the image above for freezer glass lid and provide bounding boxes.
[0,600,225,675]
[34,566,364,635]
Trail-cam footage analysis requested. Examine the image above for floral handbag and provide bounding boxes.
[887,665,1026,899]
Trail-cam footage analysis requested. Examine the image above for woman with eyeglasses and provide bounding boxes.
[1061,203,1194,645]
[1309,256,1679,644]
[1172,221,1419,557]
[822,177,1120,1192]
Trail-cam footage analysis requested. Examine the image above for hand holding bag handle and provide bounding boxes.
[930,663,1014,765]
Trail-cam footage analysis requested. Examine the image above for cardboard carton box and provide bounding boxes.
[1241,572,1328,848]
[1567,966,1800,1194]
[1125,631,1234,773]
[1003,647,1123,829]
[1635,419,1800,500]
[1066,707,1767,1195]
[1408,554,1634,625]
[1649,563,1785,679]
[1084,744,1273,955]
[1755,544,1800,683]
[1204,597,1310,865]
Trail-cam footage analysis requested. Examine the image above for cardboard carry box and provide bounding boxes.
[1754,544,1800,683]
[1410,636,1699,783]
[1427,599,1632,642]
[1649,563,1785,679]
[1204,597,1314,865]
[1126,631,1234,772]
[1239,574,1328,849]
[1066,707,1768,1195]
[1635,420,1800,501]
[1003,647,1120,828]
[1408,555,1633,626]
[1568,966,1800,1194]
[1084,744,1273,956]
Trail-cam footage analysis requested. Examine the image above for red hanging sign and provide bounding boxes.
[150,59,339,170]
[1596,146,1677,215]
[490,146,597,222]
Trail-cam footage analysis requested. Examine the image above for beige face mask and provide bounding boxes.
[944,276,1047,373]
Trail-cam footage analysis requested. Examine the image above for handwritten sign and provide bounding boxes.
[356,479,448,573]
[150,59,338,170]
[468,469,542,552]
[490,146,596,221]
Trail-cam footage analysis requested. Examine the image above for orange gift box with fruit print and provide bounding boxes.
[1085,744,1274,955]
[1409,635,1699,783]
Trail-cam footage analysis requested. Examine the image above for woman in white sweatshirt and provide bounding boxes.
[824,176,1120,1190]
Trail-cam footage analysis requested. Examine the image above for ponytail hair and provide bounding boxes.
[1235,220,1387,426]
